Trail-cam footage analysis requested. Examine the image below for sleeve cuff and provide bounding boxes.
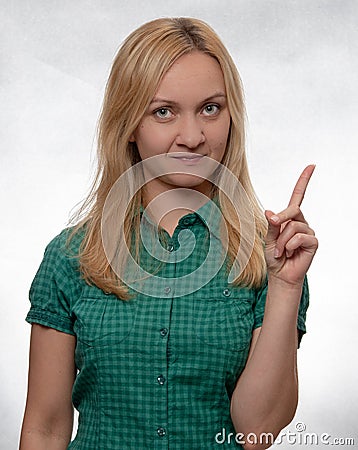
[26,307,75,336]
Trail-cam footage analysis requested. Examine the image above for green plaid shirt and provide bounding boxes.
[26,199,309,449]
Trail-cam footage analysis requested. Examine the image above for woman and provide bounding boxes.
[20,17,318,449]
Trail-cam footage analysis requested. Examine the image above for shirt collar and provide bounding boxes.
[136,195,222,241]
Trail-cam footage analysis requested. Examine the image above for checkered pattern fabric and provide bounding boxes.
[26,199,309,449]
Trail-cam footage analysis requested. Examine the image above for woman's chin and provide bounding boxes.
[159,174,211,192]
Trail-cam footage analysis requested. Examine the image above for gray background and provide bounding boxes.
[1,0,357,448]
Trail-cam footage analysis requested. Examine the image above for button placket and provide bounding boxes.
[152,303,171,443]
[152,232,176,444]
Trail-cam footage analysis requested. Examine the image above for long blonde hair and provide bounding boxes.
[68,17,267,300]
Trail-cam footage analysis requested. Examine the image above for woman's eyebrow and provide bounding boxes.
[150,92,227,106]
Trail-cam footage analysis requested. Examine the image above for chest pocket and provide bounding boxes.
[193,287,255,352]
[72,285,137,348]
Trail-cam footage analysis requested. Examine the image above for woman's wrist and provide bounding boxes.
[265,275,302,321]
[267,272,304,294]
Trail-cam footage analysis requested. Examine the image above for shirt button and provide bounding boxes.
[157,427,166,437]
[223,288,231,297]
[182,218,191,226]
[164,286,171,294]
[160,328,168,337]
[157,374,166,385]
[167,244,174,252]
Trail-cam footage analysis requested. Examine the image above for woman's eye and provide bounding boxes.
[154,108,173,119]
[203,104,220,116]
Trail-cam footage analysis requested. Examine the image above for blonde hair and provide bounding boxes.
[68,17,267,300]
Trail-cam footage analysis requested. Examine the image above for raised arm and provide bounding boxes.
[230,165,318,450]
[20,324,76,450]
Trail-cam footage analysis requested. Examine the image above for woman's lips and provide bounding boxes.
[170,155,204,165]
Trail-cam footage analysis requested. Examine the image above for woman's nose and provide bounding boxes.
[175,116,205,149]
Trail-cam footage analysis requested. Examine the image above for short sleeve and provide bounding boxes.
[25,228,83,335]
[253,275,310,348]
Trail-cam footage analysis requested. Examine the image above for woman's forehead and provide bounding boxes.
[154,52,226,102]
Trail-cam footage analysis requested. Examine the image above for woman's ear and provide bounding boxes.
[129,134,136,143]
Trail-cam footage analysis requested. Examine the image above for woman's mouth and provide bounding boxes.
[170,154,205,164]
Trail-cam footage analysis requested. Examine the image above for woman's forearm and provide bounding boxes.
[230,279,302,449]
[230,166,318,450]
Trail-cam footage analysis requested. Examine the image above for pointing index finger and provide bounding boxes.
[288,164,316,207]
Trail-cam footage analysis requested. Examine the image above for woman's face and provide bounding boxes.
[131,51,231,199]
